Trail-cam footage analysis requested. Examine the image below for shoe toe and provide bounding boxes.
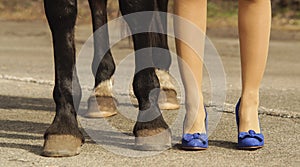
[181,133,208,149]
[238,137,263,148]
[187,139,207,148]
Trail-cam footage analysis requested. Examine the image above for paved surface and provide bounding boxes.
[0,21,299,166]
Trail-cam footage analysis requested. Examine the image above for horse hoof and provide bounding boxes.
[135,128,172,151]
[158,89,180,110]
[129,88,179,110]
[42,135,82,157]
[155,69,180,110]
[85,96,118,118]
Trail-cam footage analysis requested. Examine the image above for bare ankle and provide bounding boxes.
[183,108,206,134]
[238,93,261,132]
[241,91,259,105]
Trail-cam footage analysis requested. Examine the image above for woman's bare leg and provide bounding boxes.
[238,0,271,132]
[174,0,207,134]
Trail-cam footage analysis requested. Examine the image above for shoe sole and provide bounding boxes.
[181,146,208,150]
[238,146,263,150]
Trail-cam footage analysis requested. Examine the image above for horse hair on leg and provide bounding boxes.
[127,0,180,110]
[42,0,84,157]
[151,0,171,71]
[119,0,171,150]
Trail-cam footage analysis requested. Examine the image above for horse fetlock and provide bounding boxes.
[44,113,84,142]
[93,79,113,97]
[130,69,180,110]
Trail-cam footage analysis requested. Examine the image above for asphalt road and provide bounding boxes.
[0,20,299,166]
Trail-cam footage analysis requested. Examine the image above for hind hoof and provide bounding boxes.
[85,96,118,118]
[129,89,180,110]
[158,89,180,110]
[42,135,82,157]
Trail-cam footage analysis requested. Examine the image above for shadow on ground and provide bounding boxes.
[0,120,50,155]
[0,95,55,111]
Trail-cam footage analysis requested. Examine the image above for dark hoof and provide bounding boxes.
[85,96,118,118]
[158,89,180,110]
[42,135,82,157]
[135,128,172,151]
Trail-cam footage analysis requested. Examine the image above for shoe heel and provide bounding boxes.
[235,98,264,149]
[181,107,208,150]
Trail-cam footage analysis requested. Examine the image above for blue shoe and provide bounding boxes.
[181,108,208,150]
[181,133,208,150]
[236,98,264,149]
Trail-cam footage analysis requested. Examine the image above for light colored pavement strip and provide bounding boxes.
[1,75,299,119]
[0,74,54,86]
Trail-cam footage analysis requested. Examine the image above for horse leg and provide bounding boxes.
[119,0,171,150]
[42,0,84,157]
[85,0,117,118]
[152,0,170,70]
[128,0,179,110]
[153,0,179,110]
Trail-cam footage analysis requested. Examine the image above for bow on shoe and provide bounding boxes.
[238,130,264,142]
[183,133,208,143]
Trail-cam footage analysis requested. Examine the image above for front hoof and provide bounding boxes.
[135,128,172,151]
[42,135,83,157]
[85,96,118,118]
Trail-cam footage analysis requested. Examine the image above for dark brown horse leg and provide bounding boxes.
[128,0,180,110]
[119,0,171,150]
[85,0,117,118]
[42,0,84,157]
[152,0,171,71]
